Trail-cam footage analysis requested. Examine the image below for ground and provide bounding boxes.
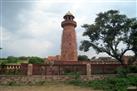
[0,83,100,91]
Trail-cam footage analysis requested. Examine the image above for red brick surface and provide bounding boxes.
[61,13,77,61]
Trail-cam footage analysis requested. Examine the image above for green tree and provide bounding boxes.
[78,55,89,61]
[18,56,28,60]
[130,21,137,58]
[7,56,18,63]
[129,21,137,65]
[80,10,137,64]
[28,57,44,64]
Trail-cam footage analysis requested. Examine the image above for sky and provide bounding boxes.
[0,0,137,58]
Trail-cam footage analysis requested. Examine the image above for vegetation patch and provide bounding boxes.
[67,76,137,91]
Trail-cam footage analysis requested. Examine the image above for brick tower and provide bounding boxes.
[61,11,77,61]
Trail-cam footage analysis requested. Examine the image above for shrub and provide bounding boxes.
[128,66,137,73]
[68,76,137,91]
[127,76,137,86]
[7,56,18,63]
[64,71,80,80]
[86,80,107,90]
[78,55,89,61]
[105,77,128,91]
[0,61,7,67]
[116,66,129,77]
[18,56,28,60]
[7,81,17,86]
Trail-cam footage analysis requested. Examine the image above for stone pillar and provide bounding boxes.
[122,56,129,65]
[86,63,91,76]
[27,64,33,76]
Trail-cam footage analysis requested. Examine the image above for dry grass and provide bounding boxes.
[0,84,100,91]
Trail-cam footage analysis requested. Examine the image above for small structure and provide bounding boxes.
[47,55,61,61]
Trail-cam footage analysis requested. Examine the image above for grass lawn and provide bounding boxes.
[0,83,100,91]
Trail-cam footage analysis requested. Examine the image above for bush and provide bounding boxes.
[7,56,18,64]
[105,77,128,91]
[86,80,107,90]
[28,57,44,64]
[0,61,7,67]
[116,66,137,76]
[128,66,137,73]
[127,76,137,86]
[64,71,80,80]
[68,76,137,91]
[0,58,7,60]
[116,66,129,77]
[78,55,89,61]
[7,81,18,86]
[18,56,28,60]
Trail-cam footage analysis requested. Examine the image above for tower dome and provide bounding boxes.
[61,11,77,28]
[63,11,74,19]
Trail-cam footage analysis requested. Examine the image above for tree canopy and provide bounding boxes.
[130,22,137,57]
[78,55,89,61]
[80,10,137,64]
[28,57,44,64]
[7,56,18,63]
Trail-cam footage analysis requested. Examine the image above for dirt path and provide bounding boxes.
[0,84,100,91]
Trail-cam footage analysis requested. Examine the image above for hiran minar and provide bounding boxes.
[61,11,77,61]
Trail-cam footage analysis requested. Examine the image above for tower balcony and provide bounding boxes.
[61,20,77,28]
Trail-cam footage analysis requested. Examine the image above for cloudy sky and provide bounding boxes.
[0,0,136,58]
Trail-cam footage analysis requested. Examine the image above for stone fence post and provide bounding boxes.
[27,64,33,76]
[86,63,91,76]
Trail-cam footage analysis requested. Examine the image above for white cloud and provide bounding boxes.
[1,1,64,57]
[1,26,54,57]
[1,0,136,58]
